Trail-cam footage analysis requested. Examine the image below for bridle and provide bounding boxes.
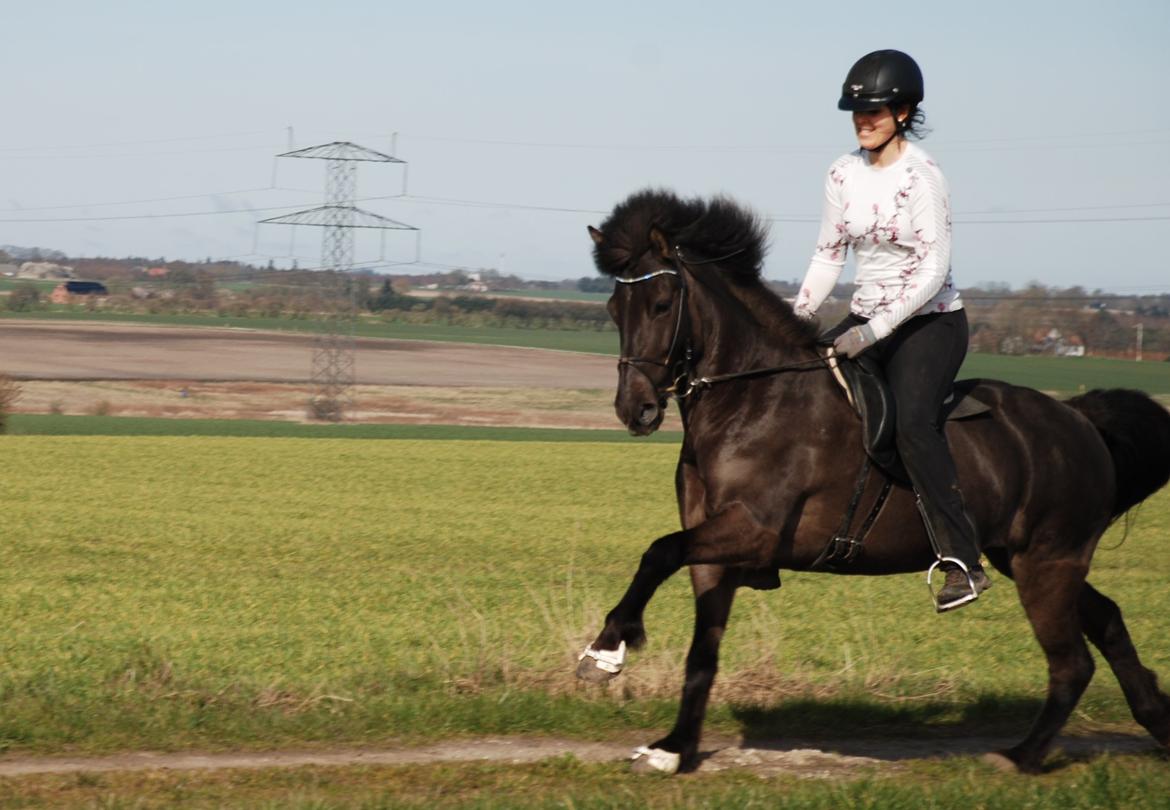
[613,245,829,401]
[613,245,736,398]
[614,264,689,391]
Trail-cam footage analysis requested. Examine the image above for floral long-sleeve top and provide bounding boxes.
[792,141,962,341]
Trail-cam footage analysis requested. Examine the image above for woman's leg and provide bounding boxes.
[880,311,987,607]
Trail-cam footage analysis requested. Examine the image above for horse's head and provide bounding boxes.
[589,189,797,436]
[589,223,685,436]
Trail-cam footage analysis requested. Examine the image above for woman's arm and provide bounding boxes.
[866,166,952,339]
[793,164,849,320]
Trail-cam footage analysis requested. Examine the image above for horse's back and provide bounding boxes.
[949,379,1119,552]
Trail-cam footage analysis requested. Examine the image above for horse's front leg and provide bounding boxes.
[630,564,738,774]
[576,504,771,682]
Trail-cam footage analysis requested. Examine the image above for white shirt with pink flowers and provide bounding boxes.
[792,141,962,341]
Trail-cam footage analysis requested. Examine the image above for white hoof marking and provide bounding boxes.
[631,746,681,774]
[578,641,626,674]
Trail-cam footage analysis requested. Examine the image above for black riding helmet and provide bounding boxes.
[838,49,924,112]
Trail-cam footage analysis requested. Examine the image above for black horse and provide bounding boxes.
[576,189,1170,774]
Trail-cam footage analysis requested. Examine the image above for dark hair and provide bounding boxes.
[898,104,930,140]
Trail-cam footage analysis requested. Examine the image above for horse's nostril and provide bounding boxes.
[638,404,659,425]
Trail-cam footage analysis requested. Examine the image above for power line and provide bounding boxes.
[0,142,289,161]
[0,129,273,153]
[957,215,1170,224]
[4,191,1170,225]
[402,194,607,215]
[6,181,1167,221]
[0,186,295,213]
[398,127,1170,154]
[4,123,1164,162]
[954,201,1170,215]
[0,193,403,223]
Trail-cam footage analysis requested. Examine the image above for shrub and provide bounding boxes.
[0,374,21,433]
[5,283,42,312]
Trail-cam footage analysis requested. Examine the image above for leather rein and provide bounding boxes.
[614,246,828,401]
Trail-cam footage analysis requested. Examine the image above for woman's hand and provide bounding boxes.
[833,324,876,358]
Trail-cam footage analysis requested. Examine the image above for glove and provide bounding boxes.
[833,324,876,358]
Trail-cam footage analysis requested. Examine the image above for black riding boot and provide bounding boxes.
[914,487,991,611]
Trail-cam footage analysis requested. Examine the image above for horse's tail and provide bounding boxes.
[1065,388,1170,518]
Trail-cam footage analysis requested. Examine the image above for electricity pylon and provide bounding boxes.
[261,141,416,421]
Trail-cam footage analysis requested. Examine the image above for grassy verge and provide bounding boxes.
[4,414,682,443]
[1,436,1168,759]
[2,754,1170,809]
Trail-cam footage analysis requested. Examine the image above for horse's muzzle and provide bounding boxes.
[627,401,665,436]
[616,365,666,436]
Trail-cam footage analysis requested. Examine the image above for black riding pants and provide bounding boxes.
[829,310,981,567]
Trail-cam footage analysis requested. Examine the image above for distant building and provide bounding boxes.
[18,261,73,280]
[50,280,109,304]
[1032,328,1085,357]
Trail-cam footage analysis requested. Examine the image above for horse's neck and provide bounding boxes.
[693,280,818,375]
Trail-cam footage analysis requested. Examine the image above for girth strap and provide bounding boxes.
[809,456,893,571]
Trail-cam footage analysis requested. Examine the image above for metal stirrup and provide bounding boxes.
[926,556,977,611]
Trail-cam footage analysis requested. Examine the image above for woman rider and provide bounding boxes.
[793,49,991,611]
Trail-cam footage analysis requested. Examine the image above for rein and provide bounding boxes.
[614,244,830,401]
[674,355,828,400]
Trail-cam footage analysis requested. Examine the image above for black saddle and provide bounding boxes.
[835,352,991,482]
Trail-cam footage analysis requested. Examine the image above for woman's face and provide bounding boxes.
[851,106,903,151]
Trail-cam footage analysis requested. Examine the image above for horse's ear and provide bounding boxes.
[587,225,604,246]
[648,227,672,260]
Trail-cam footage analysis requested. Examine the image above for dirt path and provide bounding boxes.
[0,734,1156,779]
[11,379,672,430]
[0,320,617,388]
[3,320,670,428]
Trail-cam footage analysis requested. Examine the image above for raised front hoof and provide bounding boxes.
[630,746,681,775]
[575,641,626,684]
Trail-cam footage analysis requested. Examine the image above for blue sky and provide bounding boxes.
[1,1,1167,291]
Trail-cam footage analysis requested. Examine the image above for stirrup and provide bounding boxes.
[926,556,977,613]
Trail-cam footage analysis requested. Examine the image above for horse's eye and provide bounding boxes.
[653,300,673,315]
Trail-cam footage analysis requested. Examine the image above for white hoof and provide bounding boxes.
[630,746,681,774]
[577,641,626,674]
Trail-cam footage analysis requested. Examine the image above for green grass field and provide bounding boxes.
[2,435,1168,747]
[493,288,612,302]
[1,434,1168,805]
[0,278,59,292]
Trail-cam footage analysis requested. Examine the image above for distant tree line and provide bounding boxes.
[3,252,1167,357]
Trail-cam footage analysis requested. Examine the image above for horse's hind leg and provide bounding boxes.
[1079,583,1170,746]
[992,556,1096,773]
[631,565,737,775]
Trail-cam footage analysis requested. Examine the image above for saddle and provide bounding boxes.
[827,350,992,482]
[801,350,993,573]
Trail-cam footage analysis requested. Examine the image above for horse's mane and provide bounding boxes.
[592,188,819,348]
